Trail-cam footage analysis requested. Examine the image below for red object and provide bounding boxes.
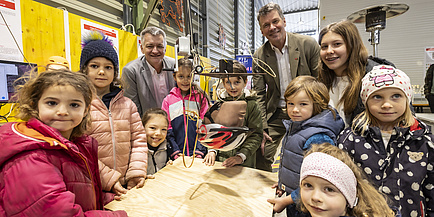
[0,0,15,10]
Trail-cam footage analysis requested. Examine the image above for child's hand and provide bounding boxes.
[166,160,173,166]
[195,154,203,159]
[271,182,284,197]
[173,153,183,160]
[112,181,127,200]
[127,177,146,190]
[203,152,216,166]
[267,196,293,213]
[222,155,243,167]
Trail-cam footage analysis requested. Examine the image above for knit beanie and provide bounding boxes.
[80,31,119,71]
[300,152,358,208]
[361,65,412,105]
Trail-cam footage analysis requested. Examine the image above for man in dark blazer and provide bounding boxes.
[122,26,176,117]
[252,3,320,171]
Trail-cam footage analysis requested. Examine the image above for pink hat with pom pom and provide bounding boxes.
[361,65,412,105]
[300,152,358,208]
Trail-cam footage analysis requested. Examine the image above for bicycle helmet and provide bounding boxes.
[47,56,69,70]
[197,123,252,151]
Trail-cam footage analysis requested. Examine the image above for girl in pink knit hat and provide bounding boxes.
[338,65,434,216]
[299,143,396,217]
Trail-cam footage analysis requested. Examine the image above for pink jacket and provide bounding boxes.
[0,119,127,217]
[89,90,147,191]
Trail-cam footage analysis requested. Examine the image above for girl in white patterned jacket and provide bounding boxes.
[337,65,434,216]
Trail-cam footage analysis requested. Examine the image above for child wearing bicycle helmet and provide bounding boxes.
[203,60,262,168]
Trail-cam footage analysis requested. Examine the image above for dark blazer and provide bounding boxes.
[121,55,176,117]
[252,32,320,129]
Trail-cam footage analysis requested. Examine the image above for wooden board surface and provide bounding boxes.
[105,157,278,217]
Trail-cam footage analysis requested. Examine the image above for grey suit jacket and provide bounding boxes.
[252,32,320,129]
[122,55,176,117]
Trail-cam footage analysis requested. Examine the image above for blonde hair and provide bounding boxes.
[352,94,415,134]
[299,143,395,217]
[318,20,368,115]
[284,75,335,118]
[14,69,95,139]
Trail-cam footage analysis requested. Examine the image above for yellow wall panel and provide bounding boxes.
[67,13,84,72]
[21,0,65,67]
[118,31,138,76]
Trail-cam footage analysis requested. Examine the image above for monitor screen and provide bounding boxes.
[0,60,36,103]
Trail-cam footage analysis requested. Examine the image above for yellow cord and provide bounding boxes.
[181,67,202,168]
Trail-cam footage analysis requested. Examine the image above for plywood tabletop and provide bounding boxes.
[105,157,278,217]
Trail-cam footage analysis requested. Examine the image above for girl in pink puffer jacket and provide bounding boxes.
[79,31,148,199]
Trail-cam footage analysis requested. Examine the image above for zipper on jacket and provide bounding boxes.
[151,151,158,173]
[182,99,190,156]
[108,110,117,170]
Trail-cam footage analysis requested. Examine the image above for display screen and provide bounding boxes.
[0,60,36,103]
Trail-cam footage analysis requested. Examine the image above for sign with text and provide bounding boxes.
[80,19,119,56]
[235,55,253,73]
[0,0,23,62]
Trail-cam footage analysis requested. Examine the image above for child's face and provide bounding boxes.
[286,90,314,122]
[367,87,407,130]
[300,176,347,217]
[174,67,192,94]
[38,85,87,139]
[86,57,115,95]
[320,31,348,76]
[145,115,168,147]
[223,77,246,97]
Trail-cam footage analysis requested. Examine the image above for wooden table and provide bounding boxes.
[105,158,278,217]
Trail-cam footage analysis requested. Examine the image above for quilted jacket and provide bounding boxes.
[337,119,434,216]
[0,118,127,216]
[89,89,147,191]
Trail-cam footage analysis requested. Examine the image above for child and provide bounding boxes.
[162,57,209,160]
[142,108,170,175]
[337,65,434,216]
[299,143,396,217]
[203,60,263,168]
[80,31,148,197]
[0,69,127,216]
[267,76,345,215]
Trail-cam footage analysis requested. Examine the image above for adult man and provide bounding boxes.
[122,26,176,117]
[252,3,320,171]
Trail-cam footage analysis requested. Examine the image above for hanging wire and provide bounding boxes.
[0,11,30,65]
